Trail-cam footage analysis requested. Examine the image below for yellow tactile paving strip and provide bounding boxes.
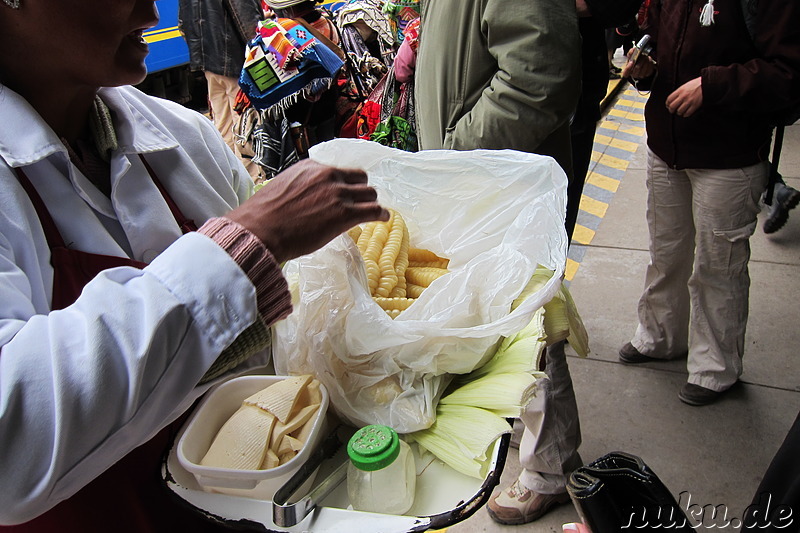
[565,83,650,283]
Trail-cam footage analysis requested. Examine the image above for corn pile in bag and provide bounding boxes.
[273,139,568,433]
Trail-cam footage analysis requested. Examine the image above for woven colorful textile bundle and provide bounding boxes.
[239,18,345,115]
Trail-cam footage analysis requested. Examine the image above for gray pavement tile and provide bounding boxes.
[741,259,800,391]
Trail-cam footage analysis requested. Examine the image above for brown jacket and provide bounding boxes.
[643,0,800,169]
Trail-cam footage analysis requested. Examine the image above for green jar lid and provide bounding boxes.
[347,425,400,472]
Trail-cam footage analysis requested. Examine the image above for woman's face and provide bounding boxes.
[0,0,159,91]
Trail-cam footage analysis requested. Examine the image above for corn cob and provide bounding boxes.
[405,266,449,288]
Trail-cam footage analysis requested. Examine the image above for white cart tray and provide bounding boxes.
[162,418,510,532]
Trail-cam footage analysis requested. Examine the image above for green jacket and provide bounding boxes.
[415,0,581,176]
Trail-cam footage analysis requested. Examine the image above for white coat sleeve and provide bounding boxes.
[0,232,269,524]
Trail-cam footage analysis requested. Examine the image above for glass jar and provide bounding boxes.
[346,425,416,515]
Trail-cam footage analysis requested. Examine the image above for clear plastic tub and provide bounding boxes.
[346,425,416,515]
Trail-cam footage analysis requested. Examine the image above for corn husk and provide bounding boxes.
[442,373,539,418]
[407,404,512,479]
[407,265,589,478]
[469,308,545,379]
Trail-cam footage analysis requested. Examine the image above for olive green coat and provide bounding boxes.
[415,0,581,176]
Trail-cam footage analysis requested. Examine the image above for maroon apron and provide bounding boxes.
[8,158,229,532]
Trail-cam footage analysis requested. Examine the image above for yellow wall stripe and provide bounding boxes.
[144,27,182,44]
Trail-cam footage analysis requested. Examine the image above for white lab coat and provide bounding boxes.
[0,85,273,524]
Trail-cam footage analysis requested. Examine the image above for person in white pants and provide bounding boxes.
[626,152,767,396]
[617,0,800,407]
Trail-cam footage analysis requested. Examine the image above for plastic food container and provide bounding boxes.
[346,425,416,515]
[177,375,329,500]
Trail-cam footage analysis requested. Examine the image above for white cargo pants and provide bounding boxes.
[631,150,768,391]
[517,341,583,494]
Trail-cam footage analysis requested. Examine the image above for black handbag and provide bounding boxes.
[567,452,695,532]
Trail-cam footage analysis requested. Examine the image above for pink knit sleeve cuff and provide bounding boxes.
[198,217,292,326]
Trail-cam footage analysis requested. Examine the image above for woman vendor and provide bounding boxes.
[0,0,387,529]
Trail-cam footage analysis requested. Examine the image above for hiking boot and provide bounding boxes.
[487,479,571,525]
[764,183,800,234]
[618,342,660,364]
[678,383,722,406]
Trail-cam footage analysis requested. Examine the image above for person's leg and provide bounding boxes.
[567,121,598,242]
[488,342,581,525]
[205,72,263,182]
[205,71,237,150]
[628,150,694,359]
[741,410,800,532]
[683,162,768,398]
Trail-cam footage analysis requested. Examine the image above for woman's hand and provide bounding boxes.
[226,159,389,263]
[621,47,657,80]
[665,77,703,117]
[575,0,592,17]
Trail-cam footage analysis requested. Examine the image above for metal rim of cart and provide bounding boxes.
[162,415,510,533]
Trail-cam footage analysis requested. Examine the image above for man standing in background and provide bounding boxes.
[569,0,645,241]
[415,0,583,525]
[179,0,264,181]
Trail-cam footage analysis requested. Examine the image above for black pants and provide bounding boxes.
[741,410,800,532]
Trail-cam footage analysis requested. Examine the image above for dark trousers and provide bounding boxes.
[741,410,800,532]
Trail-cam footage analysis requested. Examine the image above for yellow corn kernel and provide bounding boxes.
[375,211,403,297]
[374,296,416,311]
[347,225,362,244]
[357,221,376,255]
[385,309,402,319]
[405,266,449,288]
[406,283,425,299]
[364,221,389,265]
[408,248,441,263]
[390,224,410,297]
[365,262,381,293]
[408,248,449,269]
[408,259,450,269]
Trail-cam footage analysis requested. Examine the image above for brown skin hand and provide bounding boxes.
[226,160,390,263]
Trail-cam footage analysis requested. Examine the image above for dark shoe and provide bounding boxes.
[487,479,571,525]
[678,383,722,406]
[618,342,660,364]
[764,183,800,234]
[609,68,622,80]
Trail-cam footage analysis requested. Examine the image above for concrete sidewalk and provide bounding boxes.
[450,86,800,532]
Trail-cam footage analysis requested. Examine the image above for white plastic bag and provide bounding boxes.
[273,139,567,432]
